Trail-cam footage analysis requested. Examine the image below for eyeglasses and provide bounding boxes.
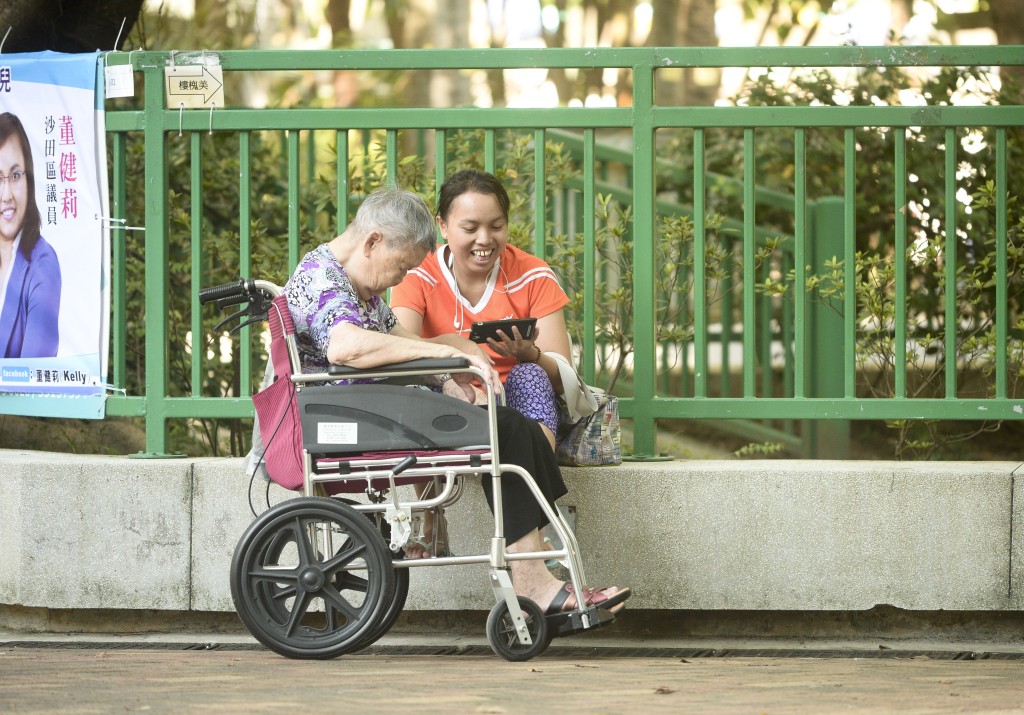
[0,171,25,187]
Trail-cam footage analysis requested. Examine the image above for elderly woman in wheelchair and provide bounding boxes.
[207,187,630,661]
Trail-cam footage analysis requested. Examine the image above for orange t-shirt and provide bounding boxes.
[391,244,569,380]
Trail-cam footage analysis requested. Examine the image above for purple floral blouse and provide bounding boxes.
[283,244,397,380]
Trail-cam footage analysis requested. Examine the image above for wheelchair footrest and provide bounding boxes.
[546,606,618,639]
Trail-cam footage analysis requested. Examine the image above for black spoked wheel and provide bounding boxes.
[350,552,410,651]
[330,498,410,652]
[486,596,551,662]
[230,497,394,659]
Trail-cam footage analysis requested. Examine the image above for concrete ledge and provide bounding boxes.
[1,449,1022,615]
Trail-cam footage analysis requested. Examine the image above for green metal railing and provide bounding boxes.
[102,46,1024,457]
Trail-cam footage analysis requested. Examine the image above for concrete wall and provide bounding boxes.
[1,449,1022,614]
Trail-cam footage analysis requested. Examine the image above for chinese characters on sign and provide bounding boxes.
[164,64,225,109]
[43,114,80,226]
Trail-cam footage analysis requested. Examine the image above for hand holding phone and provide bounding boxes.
[468,317,537,344]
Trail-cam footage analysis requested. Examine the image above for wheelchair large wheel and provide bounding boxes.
[351,553,410,651]
[230,497,395,659]
[486,596,551,662]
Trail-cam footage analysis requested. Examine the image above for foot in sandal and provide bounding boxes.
[542,583,632,615]
[403,510,452,559]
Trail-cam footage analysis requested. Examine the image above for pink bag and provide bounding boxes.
[251,296,304,491]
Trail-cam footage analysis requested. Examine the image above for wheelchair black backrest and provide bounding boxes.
[297,384,491,455]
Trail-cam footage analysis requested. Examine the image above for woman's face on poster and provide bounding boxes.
[0,135,29,243]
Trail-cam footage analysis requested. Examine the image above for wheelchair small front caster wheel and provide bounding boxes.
[486,596,551,662]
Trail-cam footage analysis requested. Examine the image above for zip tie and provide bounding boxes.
[96,214,145,231]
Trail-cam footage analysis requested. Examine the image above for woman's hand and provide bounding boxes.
[441,350,498,402]
[486,325,541,363]
[457,353,500,395]
[442,377,476,402]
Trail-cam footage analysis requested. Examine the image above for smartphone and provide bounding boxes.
[468,317,537,344]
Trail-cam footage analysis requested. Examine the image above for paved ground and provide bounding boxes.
[3,633,1024,714]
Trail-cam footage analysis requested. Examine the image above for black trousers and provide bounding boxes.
[479,405,569,544]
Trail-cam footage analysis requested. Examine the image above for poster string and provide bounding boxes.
[112,17,127,52]
[96,215,145,231]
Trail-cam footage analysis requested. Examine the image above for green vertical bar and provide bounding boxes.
[844,129,856,398]
[793,128,806,398]
[894,131,907,399]
[287,130,300,271]
[111,132,127,390]
[630,62,657,458]
[810,197,849,457]
[692,128,707,399]
[742,128,756,397]
[306,129,317,232]
[995,128,1008,398]
[760,279,772,398]
[386,129,398,187]
[781,252,794,436]
[944,127,957,398]
[238,131,253,397]
[534,129,546,257]
[435,129,447,217]
[720,249,734,397]
[582,129,596,384]
[143,65,170,453]
[781,252,794,399]
[337,129,349,232]
[484,129,496,174]
[190,132,203,397]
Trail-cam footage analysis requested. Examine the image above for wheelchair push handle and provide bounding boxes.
[198,279,282,334]
[198,279,252,305]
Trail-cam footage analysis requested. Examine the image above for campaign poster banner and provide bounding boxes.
[0,51,109,418]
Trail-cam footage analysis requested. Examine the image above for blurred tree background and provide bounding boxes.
[0,0,1018,459]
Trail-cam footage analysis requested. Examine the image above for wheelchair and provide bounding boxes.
[200,278,622,661]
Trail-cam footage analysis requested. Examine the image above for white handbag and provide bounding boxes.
[545,351,599,423]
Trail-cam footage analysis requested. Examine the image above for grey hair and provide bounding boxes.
[351,187,437,252]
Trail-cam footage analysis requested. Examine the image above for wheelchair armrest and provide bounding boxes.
[326,357,470,378]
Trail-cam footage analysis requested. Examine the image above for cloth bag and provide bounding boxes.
[555,387,622,466]
[245,296,305,491]
[547,352,621,466]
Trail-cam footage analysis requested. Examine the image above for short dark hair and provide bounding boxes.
[436,169,510,222]
[0,112,42,259]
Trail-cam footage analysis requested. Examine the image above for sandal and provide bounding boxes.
[543,583,632,615]
[404,534,451,559]
[404,509,452,559]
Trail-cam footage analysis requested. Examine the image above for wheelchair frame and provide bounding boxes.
[201,278,619,661]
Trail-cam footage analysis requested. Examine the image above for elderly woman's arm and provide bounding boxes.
[326,322,453,367]
[326,321,498,392]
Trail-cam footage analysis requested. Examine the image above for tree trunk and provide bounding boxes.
[326,0,358,107]
[681,0,719,106]
[0,0,143,53]
[989,0,1024,93]
[433,0,471,108]
[646,0,680,104]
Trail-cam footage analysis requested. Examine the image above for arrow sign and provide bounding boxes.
[165,64,225,109]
